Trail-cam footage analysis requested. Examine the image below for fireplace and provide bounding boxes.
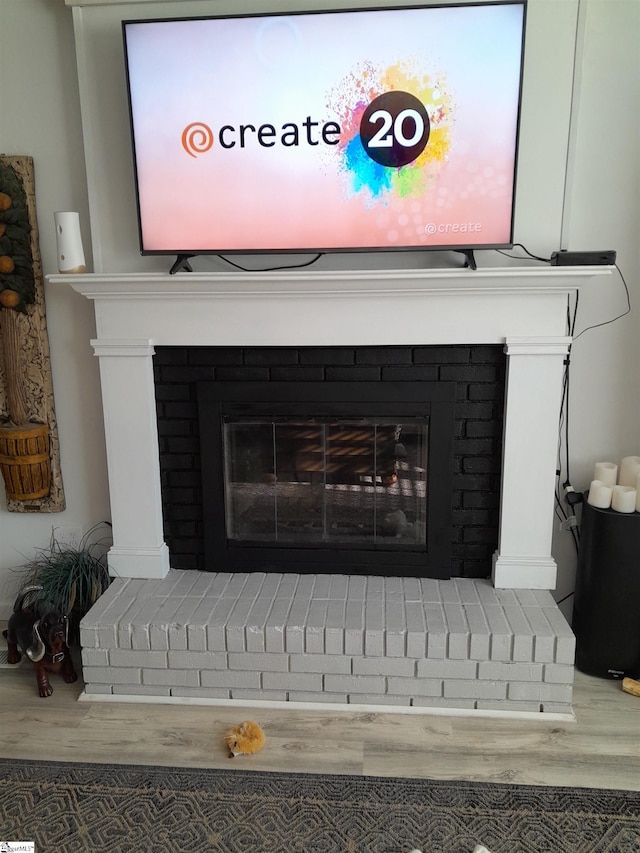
[49,265,611,715]
[156,345,505,578]
[51,264,608,589]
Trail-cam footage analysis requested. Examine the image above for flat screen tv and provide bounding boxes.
[122,2,526,261]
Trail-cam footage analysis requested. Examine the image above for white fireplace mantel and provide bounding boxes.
[49,265,611,589]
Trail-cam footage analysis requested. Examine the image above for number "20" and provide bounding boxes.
[366,108,425,149]
[360,91,430,167]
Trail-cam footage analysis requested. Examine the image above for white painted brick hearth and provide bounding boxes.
[80,571,575,715]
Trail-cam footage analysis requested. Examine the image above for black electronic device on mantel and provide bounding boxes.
[122,2,527,263]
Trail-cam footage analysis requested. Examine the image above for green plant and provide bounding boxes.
[15,522,112,641]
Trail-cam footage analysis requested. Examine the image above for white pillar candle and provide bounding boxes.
[593,462,617,487]
[618,456,640,487]
[587,480,613,509]
[593,462,618,486]
[611,485,637,513]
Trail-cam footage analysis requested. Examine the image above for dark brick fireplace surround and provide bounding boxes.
[155,344,505,578]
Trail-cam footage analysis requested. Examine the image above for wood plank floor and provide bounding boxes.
[1,647,638,791]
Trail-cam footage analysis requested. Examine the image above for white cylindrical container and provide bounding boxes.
[587,480,613,509]
[611,485,636,513]
[54,211,86,273]
[618,455,640,487]
[593,461,617,487]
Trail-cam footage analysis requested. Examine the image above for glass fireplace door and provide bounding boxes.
[198,381,455,577]
[223,418,428,549]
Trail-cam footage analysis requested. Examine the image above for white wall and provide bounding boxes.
[0,0,110,612]
[0,0,638,617]
[553,0,640,617]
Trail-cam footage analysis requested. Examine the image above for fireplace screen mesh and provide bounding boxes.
[223,418,428,549]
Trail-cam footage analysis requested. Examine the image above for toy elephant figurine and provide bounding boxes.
[3,586,78,697]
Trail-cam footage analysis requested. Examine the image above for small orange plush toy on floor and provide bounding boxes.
[223,720,266,758]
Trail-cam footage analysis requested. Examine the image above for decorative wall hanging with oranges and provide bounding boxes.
[0,155,64,511]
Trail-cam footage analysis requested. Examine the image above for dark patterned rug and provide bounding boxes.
[0,759,638,853]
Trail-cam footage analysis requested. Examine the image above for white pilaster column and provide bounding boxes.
[91,338,170,579]
[492,336,571,589]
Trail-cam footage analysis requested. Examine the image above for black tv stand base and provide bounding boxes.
[169,254,196,275]
[166,250,477,274]
[454,249,477,270]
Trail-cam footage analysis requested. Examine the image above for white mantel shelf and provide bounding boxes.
[49,266,611,347]
[50,265,611,589]
[49,265,608,296]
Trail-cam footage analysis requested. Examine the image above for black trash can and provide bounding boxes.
[572,494,640,678]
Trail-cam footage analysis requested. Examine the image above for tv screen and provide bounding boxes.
[122,2,526,258]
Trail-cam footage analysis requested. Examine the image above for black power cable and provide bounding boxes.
[557,261,631,544]
[218,253,323,273]
[572,263,631,339]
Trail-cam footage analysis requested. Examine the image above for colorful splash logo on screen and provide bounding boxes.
[329,61,452,201]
